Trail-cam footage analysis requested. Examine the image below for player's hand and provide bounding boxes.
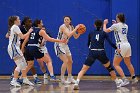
[116,48,121,53]
[75,24,80,30]
[29,27,33,33]
[60,39,67,44]
[104,19,108,24]
[112,20,116,24]
[21,48,25,53]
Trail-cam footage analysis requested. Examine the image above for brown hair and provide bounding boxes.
[8,16,18,31]
[117,13,125,23]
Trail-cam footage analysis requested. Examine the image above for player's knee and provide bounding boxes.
[15,67,20,72]
[106,64,114,72]
[27,61,34,68]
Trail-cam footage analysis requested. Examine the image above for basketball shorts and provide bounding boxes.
[25,46,44,61]
[39,46,48,54]
[84,50,109,66]
[115,42,131,57]
[8,45,23,59]
[54,43,71,57]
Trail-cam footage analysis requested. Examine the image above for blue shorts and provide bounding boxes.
[26,46,44,61]
[84,50,109,66]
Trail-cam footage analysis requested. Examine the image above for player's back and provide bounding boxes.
[88,30,106,49]
[28,27,42,46]
[112,22,128,43]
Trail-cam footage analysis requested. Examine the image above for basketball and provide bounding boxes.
[77,24,86,34]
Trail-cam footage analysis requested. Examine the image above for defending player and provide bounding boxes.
[74,19,122,90]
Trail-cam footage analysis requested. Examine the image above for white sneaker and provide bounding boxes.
[10,80,21,87]
[132,77,138,84]
[121,78,129,87]
[23,78,34,86]
[61,78,71,84]
[115,79,123,88]
[44,73,48,79]
[67,76,76,84]
[73,83,79,90]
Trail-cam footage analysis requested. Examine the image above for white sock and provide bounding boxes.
[33,74,37,79]
[50,73,54,76]
[68,74,72,78]
[61,75,65,80]
[76,79,80,84]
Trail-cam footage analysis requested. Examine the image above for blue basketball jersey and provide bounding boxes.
[88,29,117,49]
[28,27,43,46]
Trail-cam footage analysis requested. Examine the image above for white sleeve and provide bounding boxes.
[14,25,22,34]
[109,24,117,32]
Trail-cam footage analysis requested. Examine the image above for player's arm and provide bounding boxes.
[18,28,33,39]
[87,33,91,47]
[39,29,66,43]
[5,30,11,38]
[73,32,81,39]
[103,19,111,33]
[105,33,117,49]
[21,35,29,53]
[5,32,10,38]
[61,25,80,38]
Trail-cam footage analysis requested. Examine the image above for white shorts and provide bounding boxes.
[39,46,48,54]
[115,42,131,57]
[8,45,23,59]
[54,43,71,57]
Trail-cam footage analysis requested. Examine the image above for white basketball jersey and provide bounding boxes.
[109,22,128,43]
[8,24,22,47]
[57,24,72,40]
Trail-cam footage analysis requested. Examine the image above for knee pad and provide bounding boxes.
[106,64,114,72]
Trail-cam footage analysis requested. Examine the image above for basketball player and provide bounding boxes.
[20,17,41,84]
[7,16,34,87]
[22,19,66,82]
[54,16,81,84]
[73,19,123,90]
[103,13,138,86]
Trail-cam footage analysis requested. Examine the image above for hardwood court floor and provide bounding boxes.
[0,78,139,93]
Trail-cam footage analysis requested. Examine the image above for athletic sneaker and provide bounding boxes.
[34,77,42,84]
[67,76,75,84]
[61,78,71,84]
[10,79,21,87]
[115,79,123,88]
[44,73,48,79]
[50,76,60,82]
[73,81,79,90]
[121,78,129,87]
[23,78,34,86]
[17,78,23,85]
[132,77,138,84]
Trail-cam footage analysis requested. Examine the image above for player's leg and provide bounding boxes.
[123,43,138,84]
[37,59,48,79]
[59,54,70,84]
[74,56,95,90]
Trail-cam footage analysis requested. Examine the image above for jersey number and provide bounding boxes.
[122,28,127,34]
[95,34,99,41]
[30,33,35,39]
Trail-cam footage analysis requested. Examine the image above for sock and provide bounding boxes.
[50,73,54,77]
[68,74,72,78]
[76,79,80,84]
[61,75,65,80]
[33,74,37,79]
